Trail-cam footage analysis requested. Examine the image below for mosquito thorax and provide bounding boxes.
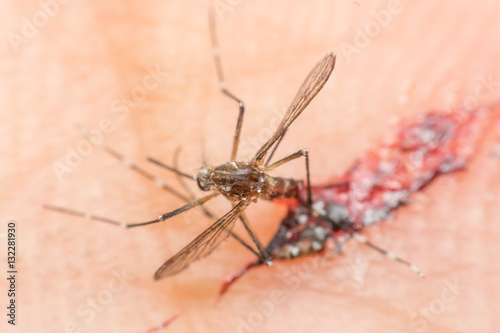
[201,161,269,200]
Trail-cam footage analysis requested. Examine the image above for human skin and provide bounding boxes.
[2,1,500,333]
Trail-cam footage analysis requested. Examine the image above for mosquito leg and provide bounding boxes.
[350,232,425,278]
[171,148,261,257]
[147,157,195,181]
[54,128,259,255]
[330,231,344,255]
[209,9,245,161]
[76,127,191,202]
[311,200,425,278]
[45,192,220,228]
[238,212,273,266]
[263,132,288,167]
[264,149,313,210]
[43,205,132,227]
[78,128,210,224]
[172,147,198,198]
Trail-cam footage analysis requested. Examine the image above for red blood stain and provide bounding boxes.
[220,107,488,297]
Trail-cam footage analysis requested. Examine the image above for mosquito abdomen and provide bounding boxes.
[262,177,302,200]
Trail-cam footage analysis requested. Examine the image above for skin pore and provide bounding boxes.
[3,1,500,332]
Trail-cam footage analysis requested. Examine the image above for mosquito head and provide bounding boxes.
[197,166,214,191]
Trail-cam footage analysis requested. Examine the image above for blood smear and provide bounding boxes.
[220,107,491,296]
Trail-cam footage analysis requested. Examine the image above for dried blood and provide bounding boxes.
[220,108,486,296]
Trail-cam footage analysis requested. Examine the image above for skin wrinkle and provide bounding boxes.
[2,1,500,333]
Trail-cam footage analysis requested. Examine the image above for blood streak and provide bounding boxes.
[220,108,487,296]
[144,314,179,333]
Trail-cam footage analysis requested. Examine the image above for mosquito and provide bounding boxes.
[45,13,336,280]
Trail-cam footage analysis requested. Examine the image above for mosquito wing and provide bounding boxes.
[252,53,336,164]
[154,200,250,279]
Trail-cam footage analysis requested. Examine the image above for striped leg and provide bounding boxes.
[311,201,425,278]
